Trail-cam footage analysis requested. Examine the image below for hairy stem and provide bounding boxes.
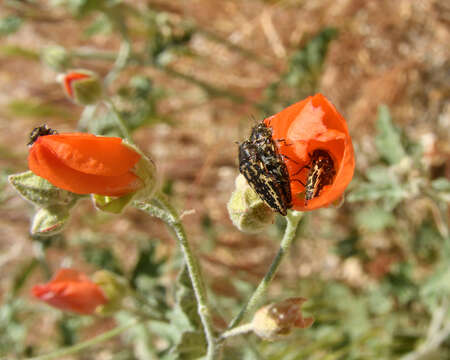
[133,193,218,359]
[104,99,133,143]
[219,323,254,341]
[227,210,303,330]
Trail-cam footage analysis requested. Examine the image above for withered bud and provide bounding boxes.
[251,297,314,341]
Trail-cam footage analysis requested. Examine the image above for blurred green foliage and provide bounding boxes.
[1,0,449,359]
[0,15,22,36]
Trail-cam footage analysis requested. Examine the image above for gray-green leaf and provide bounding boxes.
[375,105,406,164]
[171,331,207,360]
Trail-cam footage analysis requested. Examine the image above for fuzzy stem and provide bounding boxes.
[219,323,254,340]
[227,210,303,330]
[104,99,133,143]
[28,320,139,360]
[133,193,218,359]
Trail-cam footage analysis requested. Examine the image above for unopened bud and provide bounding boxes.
[251,298,314,341]
[31,205,70,236]
[227,174,274,233]
[58,70,103,105]
[41,45,71,71]
[9,171,82,208]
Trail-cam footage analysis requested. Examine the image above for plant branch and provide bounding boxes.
[219,323,254,341]
[104,99,133,143]
[227,210,303,330]
[28,320,140,360]
[133,193,218,359]
[401,300,450,360]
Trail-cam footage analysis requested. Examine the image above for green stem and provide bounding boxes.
[219,323,254,340]
[77,104,98,132]
[198,28,277,72]
[105,40,131,87]
[104,99,133,143]
[133,193,218,359]
[71,47,250,105]
[161,66,248,104]
[28,320,139,360]
[227,210,303,329]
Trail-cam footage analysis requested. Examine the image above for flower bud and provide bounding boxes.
[30,205,70,237]
[41,45,71,71]
[9,170,83,208]
[92,270,129,315]
[227,174,274,233]
[251,298,314,341]
[58,70,103,105]
[32,268,108,315]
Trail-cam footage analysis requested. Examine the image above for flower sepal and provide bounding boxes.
[227,174,274,233]
[92,144,158,213]
[8,171,84,208]
[93,193,135,214]
[127,144,158,201]
[31,205,71,237]
[92,270,129,316]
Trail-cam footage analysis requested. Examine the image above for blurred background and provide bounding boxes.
[0,0,449,359]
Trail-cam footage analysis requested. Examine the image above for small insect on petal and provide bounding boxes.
[263,94,355,211]
[238,123,292,216]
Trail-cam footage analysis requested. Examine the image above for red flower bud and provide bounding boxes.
[28,131,143,196]
[264,93,355,211]
[32,268,107,315]
[59,70,103,105]
[63,72,89,97]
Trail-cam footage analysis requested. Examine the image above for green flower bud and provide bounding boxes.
[92,270,129,316]
[58,70,103,105]
[31,205,70,236]
[251,298,314,341]
[41,45,71,71]
[8,171,82,208]
[227,174,274,233]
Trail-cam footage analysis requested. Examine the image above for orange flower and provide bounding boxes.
[264,93,355,211]
[32,269,107,315]
[28,132,143,196]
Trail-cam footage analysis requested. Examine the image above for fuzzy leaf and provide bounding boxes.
[171,331,206,360]
[355,206,395,232]
[0,16,23,36]
[375,105,406,164]
[431,178,450,202]
[175,266,202,330]
[131,242,164,288]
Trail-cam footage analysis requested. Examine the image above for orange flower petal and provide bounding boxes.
[29,141,142,196]
[36,134,140,176]
[265,94,355,211]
